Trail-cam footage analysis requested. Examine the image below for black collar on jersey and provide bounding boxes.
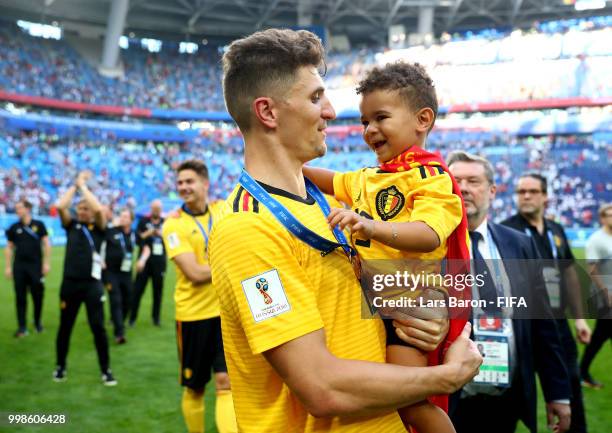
[257,180,315,205]
[514,212,550,234]
[181,203,209,216]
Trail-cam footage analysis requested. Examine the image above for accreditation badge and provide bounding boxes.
[473,314,511,387]
[152,239,164,256]
[91,252,102,280]
[121,252,133,272]
[542,266,561,309]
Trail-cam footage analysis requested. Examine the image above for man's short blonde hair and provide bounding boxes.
[599,203,612,218]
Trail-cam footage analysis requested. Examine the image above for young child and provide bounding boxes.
[304,61,470,433]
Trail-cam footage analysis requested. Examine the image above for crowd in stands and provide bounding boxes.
[0,23,224,111]
[1,16,610,113]
[0,14,610,228]
[1,128,609,228]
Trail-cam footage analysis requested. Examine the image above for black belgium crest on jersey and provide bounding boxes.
[375,185,405,221]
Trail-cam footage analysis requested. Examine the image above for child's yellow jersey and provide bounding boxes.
[162,200,227,321]
[209,184,404,433]
[333,166,464,261]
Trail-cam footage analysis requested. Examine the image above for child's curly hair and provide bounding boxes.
[357,61,438,129]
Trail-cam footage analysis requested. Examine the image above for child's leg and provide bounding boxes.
[387,344,456,433]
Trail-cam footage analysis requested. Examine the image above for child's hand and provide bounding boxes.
[327,208,375,239]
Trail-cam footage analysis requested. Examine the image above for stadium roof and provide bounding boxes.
[1,0,611,45]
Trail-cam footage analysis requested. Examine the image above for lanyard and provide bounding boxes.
[22,223,39,240]
[181,204,213,250]
[523,227,558,260]
[81,225,96,252]
[546,230,558,260]
[117,231,133,254]
[238,170,356,258]
[485,228,506,296]
[150,221,162,241]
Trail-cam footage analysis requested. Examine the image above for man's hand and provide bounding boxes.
[42,263,50,276]
[327,208,374,240]
[392,314,449,352]
[546,402,571,433]
[442,322,483,392]
[4,266,12,279]
[136,259,146,273]
[76,170,92,188]
[574,319,591,344]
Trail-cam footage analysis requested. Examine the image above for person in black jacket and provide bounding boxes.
[130,199,166,327]
[448,152,571,433]
[4,200,51,336]
[53,170,117,386]
[104,208,135,344]
[502,172,590,433]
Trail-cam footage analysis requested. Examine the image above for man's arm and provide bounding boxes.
[525,237,572,432]
[172,252,212,285]
[587,262,610,309]
[139,226,155,240]
[136,244,151,273]
[55,185,77,227]
[42,236,51,275]
[327,209,440,253]
[4,240,14,278]
[588,262,609,295]
[563,265,591,343]
[302,166,336,195]
[75,171,106,230]
[264,322,481,418]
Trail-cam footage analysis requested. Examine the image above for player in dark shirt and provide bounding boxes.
[130,199,167,327]
[104,208,135,344]
[53,170,117,386]
[4,200,51,337]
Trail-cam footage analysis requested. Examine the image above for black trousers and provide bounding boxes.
[130,262,165,324]
[451,383,523,433]
[580,319,612,375]
[13,262,44,330]
[55,278,109,373]
[106,270,132,337]
[556,319,587,433]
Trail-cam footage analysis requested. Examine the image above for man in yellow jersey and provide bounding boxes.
[162,160,236,433]
[209,28,482,433]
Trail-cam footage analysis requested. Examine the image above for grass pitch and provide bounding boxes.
[0,247,217,433]
[1,247,610,433]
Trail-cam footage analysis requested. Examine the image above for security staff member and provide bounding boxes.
[502,172,590,433]
[53,170,117,386]
[130,199,166,327]
[4,200,51,337]
[104,208,135,344]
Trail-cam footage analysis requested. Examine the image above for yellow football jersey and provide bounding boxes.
[333,166,464,261]
[209,184,404,433]
[162,200,227,321]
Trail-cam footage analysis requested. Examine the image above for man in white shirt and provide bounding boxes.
[580,203,612,388]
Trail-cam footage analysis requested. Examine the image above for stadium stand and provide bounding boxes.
[0,15,609,240]
[1,17,611,114]
[0,128,609,229]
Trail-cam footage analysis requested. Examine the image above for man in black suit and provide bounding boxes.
[447,151,571,433]
[502,172,590,433]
